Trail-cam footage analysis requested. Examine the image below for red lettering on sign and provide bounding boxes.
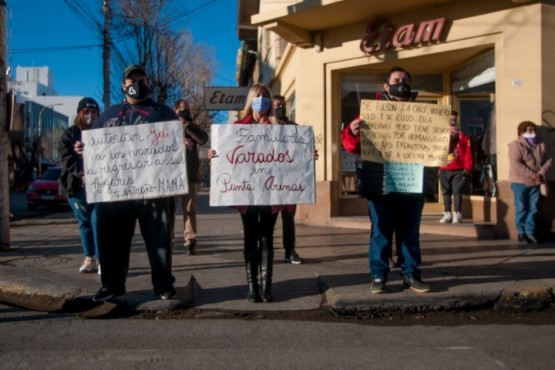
[360,17,447,55]
[148,129,169,146]
[226,145,294,165]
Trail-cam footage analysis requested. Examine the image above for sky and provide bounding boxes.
[7,0,241,106]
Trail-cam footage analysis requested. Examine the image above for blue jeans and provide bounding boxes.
[68,189,98,258]
[511,183,540,235]
[367,194,425,280]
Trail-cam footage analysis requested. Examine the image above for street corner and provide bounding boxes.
[0,288,75,313]
[0,265,85,312]
[494,285,555,312]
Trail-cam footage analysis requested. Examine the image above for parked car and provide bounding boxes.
[26,167,68,210]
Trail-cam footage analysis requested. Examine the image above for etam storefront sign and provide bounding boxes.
[360,17,447,54]
[204,87,250,111]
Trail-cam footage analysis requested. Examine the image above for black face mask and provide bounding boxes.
[275,107,287,120]
[388,82,412,99]
[125,80,150,100]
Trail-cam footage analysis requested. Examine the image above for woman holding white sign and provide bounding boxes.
[208,84,284,303]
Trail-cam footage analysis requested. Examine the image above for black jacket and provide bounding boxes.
[183,121,209,183]
[58,125,84,197]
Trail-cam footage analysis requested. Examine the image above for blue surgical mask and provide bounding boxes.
[252,96,271,113]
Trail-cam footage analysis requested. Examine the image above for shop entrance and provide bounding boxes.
[338,48,495,217]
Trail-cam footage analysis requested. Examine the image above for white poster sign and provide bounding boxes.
[210,124,315,206]
[82,120,189,203]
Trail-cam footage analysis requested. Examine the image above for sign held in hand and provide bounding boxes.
[82,120,189,203]
[210,124,315,206]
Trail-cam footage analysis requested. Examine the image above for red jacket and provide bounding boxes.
[439,131,473,172]
[341,115,361,154]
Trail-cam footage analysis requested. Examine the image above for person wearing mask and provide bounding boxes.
[208,84,317,303]
[58,97,101,274]
[438,110,473,224]
[508,121,552,244]
[341,66,430,294]
[173,99,209,255]
[90,64,179,302]
[208,84,281,303]
[272,94,303,265]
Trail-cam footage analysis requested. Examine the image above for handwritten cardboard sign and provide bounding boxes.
[82,120,188,203]
[210,124,315,206]
[359,100,451,166]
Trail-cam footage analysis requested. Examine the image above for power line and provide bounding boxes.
[62,0,101,33]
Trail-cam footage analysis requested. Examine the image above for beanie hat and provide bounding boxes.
[77,97,99,113]
[123,64,147,81]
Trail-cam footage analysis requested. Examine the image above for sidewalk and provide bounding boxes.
[1,192,553,315]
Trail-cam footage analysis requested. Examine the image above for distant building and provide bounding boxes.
[9,66,84,125]
[7,66,84,190]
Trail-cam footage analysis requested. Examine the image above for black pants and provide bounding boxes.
[439,169,467,212]
[281,206,296,253]
[96,197,176,295]
[241,206,279,257]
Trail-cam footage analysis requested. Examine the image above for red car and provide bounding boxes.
[26,167,69,210]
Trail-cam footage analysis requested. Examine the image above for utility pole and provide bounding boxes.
[102,0,111,109]
[0,0,10,250]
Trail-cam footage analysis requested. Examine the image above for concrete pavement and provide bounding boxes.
[1,192,553,316]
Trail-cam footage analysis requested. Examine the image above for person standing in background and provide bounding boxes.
[273,94,303,265]
[438,110,473,224]
[173,99,209,255]
[508,121,552,244]
[59,97,100,274]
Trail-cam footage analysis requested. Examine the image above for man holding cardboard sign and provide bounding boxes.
[341,66,450,294]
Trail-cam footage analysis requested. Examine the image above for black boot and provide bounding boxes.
[244,252,261,303]
[260,237,274,303]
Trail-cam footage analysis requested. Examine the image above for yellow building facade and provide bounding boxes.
[238,0,555,239]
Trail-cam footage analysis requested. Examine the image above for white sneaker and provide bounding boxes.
[439,212,452,224]
[79,257,97,273]
[453,212,463,223]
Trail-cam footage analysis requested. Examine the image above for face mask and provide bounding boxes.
[125,80,150,100]
[388,82,412,99]
[523,132,537,145]
[83,113,95,126]
[252,96,271,114]
[275,106,287,120]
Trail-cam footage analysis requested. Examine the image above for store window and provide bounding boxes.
[451,49,496,196]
